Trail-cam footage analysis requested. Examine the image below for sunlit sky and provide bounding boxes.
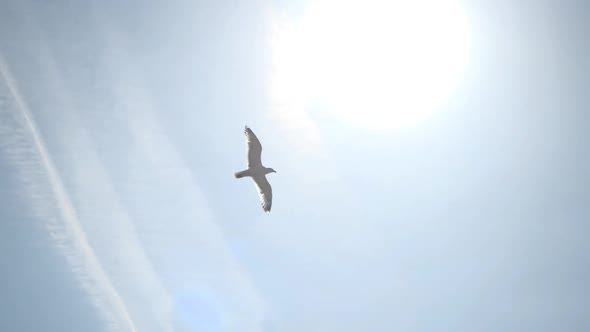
[1,1,589,332]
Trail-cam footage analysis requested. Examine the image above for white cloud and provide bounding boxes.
[0,54,139,332]
[265,8,327,160]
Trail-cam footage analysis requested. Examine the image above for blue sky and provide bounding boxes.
[0,1,588,332]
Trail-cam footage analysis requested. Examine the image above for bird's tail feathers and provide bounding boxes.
[234,170,248,178]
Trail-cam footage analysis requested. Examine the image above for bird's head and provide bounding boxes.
[265,167,277,174]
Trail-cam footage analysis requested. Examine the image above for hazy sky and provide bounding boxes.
[0,1,588,332]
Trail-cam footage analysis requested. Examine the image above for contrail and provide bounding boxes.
[0,55,138,332]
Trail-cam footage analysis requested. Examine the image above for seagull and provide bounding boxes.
[234,126,276,214]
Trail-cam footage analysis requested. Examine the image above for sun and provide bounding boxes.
[270,0,469,129]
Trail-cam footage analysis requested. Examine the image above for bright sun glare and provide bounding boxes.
[271,0,469,129]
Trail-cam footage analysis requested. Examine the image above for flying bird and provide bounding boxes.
[234,126,276,213]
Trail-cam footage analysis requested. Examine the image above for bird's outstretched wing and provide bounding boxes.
[245,126,263,168]
[252,175,272,213]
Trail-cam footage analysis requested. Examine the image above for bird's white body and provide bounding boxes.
[234,126,276,213]
[234,167,275,179]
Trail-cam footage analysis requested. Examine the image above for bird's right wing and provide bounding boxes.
[252,175,272,213]
[244,126,263,168]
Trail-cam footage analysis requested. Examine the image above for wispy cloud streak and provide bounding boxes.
[94,22,268,331]
[0,55,138,332]
[6,4,176,330]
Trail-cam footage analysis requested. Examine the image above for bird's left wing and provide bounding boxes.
[245,126,263,168]
[252,175,272,213]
